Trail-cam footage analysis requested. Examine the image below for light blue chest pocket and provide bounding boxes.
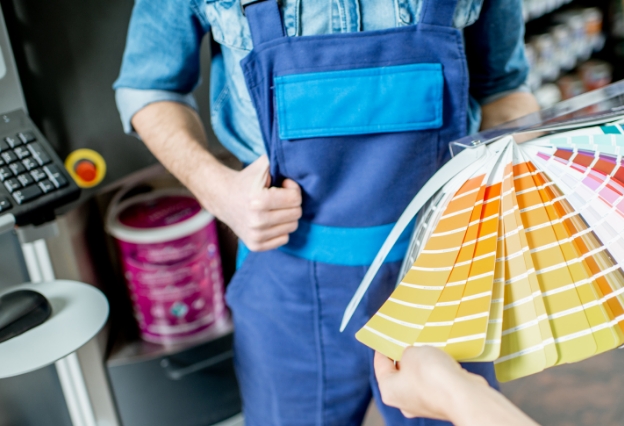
[274,63,444,140]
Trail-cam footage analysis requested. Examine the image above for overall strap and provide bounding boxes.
[419,0,458,27]
[242,0,285,46]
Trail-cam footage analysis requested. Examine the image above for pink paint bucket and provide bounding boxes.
[107,189,226,345]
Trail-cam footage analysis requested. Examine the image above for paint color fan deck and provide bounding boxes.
[357,121,624,382]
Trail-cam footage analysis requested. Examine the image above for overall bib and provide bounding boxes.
[226,1,498,424]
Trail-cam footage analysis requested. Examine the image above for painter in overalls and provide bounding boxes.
[114,0,536,424]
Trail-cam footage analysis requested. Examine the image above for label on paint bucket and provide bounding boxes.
[107,189,226,345]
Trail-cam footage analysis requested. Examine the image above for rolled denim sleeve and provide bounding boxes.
[464,0,530,105]
[113,0,210,134]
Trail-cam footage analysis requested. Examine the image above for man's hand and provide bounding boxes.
[374,347,539,426]
[214,155,302,251]
[374,346,481,421]
[480,92,540,131]
[131,101,301,252]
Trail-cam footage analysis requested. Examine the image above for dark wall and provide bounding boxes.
[3,0,156,193]
[1,0,225,202]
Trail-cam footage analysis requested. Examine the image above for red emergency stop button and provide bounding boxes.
[65,149,106,188]
[75,160,97,182]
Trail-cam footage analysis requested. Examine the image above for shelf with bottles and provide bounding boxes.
[523,0,575,22]
[525,6,605,91]
[532,59,613,108]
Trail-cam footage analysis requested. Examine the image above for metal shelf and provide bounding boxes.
[107,316,234,367]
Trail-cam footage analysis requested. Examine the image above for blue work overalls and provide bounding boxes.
[225,1,498,424]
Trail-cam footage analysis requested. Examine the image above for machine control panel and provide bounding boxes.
[0,109,80,225]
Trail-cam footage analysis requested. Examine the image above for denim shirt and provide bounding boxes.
[114,0,529,164]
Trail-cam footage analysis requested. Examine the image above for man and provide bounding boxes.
[114,1,539,424]
[375,347,539,426]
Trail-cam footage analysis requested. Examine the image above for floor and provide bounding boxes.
[363,403,384,426]
[362,348,624,426]
[501,349,624,426]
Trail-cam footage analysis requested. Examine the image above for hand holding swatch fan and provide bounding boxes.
[353,120,624,382]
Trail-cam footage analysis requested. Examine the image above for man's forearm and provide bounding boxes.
[131,101,234,218]
[449,378,538,426]
[130,101,303,251]
[480,91,540,130]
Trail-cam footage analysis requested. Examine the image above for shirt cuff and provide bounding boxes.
[115,88,199,136]
[477,84,532,106]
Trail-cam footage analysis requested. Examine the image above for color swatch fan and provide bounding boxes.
[355,120,624,382]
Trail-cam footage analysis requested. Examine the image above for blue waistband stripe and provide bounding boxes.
[237,242,251,270]
[237,221,413,267]
[280,220,412,266]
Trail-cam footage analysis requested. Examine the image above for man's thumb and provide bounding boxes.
[247,155,270,188]
[282,178,301,192]
[374,351,398,379]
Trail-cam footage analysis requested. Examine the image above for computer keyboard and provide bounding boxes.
[0,110,80,226]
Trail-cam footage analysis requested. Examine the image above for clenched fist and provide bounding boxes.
[211,155,302,252]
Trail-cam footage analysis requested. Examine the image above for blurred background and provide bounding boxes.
[1,0,624,425]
